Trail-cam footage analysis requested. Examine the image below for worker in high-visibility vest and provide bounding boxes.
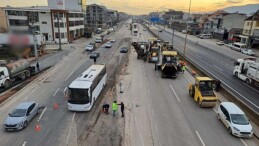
[182,65,186,74]
[112,101,118,117]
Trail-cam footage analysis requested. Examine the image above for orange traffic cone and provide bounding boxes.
[53,103,58,109]
[35,124,41,132]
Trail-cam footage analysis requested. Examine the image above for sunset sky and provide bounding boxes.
[0,0,258,14]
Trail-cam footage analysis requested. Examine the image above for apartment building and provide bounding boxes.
[1,6,84,43]
[86,4,109,29]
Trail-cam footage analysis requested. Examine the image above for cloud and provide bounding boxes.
[226,0,242,4]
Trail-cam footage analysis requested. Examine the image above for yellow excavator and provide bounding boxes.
[189,77,218,107]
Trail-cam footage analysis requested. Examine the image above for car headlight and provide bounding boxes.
[233,126,240,132]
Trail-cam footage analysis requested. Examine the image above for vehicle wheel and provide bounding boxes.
[23,121,28,129]
[25,71,31,77]
[234,72,238,77]
[4,80,11,88]
[189,85,195,98]
[246,79,251,85]
[20,73,26,80]
[228,127,232,135]
[217,113,220,120]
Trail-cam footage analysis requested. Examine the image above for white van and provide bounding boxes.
[95,37,102,43]
[217,102,253,138]
[230,42,246,52]
[199,34,212,39]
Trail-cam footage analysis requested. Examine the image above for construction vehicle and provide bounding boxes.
[131,41,148,60]
[233,58,259,85]
[0,59,35,88]
[156,51,179,78]
[147,38,160,63]
[189,77,218,107]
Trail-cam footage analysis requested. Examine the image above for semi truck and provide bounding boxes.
[0,59,35,88]
[233,58,259,85]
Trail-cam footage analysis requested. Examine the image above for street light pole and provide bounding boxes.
[183,0,192,59]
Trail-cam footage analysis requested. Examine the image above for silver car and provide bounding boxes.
[4,102,39,131]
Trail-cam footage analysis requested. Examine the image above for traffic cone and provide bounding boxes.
[53,103,58,109]
[35,124,41,132]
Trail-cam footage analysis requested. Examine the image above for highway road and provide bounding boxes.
[0,20,131,146]
[147,25,259,113]
[121,24,259,146]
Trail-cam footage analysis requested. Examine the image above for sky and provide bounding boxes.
[0,0,258,14]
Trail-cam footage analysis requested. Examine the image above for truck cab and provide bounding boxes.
[0,67,11,88]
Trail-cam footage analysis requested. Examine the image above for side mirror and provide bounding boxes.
[64,87,68,97]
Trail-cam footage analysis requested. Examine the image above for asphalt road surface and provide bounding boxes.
[148,25,259,113]
[0,20,131,146]
[120,24,259,146]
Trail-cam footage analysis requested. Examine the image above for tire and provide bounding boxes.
[234,72,238,77]
[198,98,203,107]
[4,80,11,88]
[246,78,251,85]
[217,113,220,120]
[23,121,28,129]
[25,71,31,78]
[20,73,26,80]
[228,127,232,135]
[189,85,195,98]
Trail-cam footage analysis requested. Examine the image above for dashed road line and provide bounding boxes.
[195,131,206,146]
[170,84,180,102]
[66,113,76,145]
[22,141,27,146]
[213,65,223,72]
[37,107,47,122]
[240,138,248,146]
[53,88,60,96]
[243,83,259,94]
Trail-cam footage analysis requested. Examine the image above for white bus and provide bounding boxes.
[199,34,212,39]
[64,64,107,111]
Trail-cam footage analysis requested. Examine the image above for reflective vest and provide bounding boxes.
[112,103,118,110]
[182,66,186,71]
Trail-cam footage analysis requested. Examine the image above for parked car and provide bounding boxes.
[89,51,100,59]
[230,42,246,52]
[105,42,112,48]
[110,39,116,43]
[182,30,187,34]
[226,43,233,48]
[217,102,253,138]
[4,102,40,131]
[241,49,256,56]
[95,37,103,43]
[120,47,128,53]
[216,41,224,46]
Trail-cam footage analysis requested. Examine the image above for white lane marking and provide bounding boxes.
[170,84,180,102]
[22,141,27,146]
[37,107,47,122]
[133,112,145,146]
[213,108,218,113]
[183,74,192,83]
[195,131,206,146]
[53,88,60,96]
[65,63,81,81]
[187,56,259,109]
[66,113,76,145]
[243,83,259,94]
[213,65,223,72]
[240,138,248,146]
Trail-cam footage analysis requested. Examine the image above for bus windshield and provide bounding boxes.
[69,88,90,104]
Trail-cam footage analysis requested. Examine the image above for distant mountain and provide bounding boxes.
[222,4,259,15]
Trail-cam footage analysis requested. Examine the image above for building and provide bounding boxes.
[164,10,184,23]
[1,6,84,43]
[48,0,83,11]
[107,9,119,27]
[222,13,247,43]
[202,11,228,34]
[86,4,110,29]
[241,11,259,48]
[0,8,8,32]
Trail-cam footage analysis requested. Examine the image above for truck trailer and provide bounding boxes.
[0,59,35,88]
[233,58,259,85]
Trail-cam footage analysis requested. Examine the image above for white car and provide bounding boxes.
[217,102,253,138]
[226,43,233,48]
[216,41,224,46]
[110,39,116,43]
[105,42,112,48]
[241,49,256,56]
[85,45,94,51]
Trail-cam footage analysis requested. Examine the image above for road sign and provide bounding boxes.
[150,17,160,22]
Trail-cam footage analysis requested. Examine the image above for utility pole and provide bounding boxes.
[183,0,192,59]
[28,12,38,60]
[55,13,62,50]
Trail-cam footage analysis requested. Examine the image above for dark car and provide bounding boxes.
[120,47,128,53]
[159,30,162,32]
[90,51,100,59]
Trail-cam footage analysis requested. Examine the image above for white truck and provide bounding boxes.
[0,59,35,88]
[233,58,259,85]
[0,33,45,48]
